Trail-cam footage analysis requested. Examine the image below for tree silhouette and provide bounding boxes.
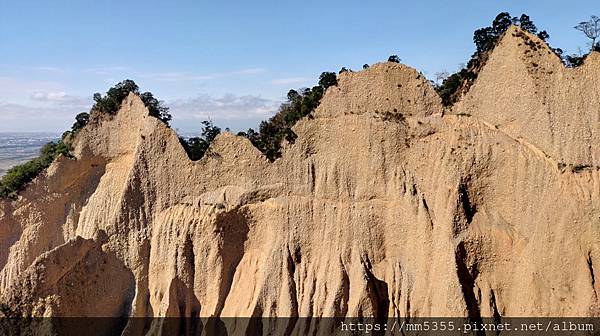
[180,120,221,161]
[318,72,338,89]
[575,15,600,51]
[387,55,401,63]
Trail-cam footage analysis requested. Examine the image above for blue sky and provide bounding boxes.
[0,0,598,132]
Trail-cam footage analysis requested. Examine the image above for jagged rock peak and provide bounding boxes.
[458,25,600,166]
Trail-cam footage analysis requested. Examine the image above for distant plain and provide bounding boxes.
[0,133,60,176]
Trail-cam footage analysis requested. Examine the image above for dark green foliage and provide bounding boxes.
[565,54,586,67]
[363,64,370,69]
[388,55,401,63]
[139,91,172,124]
[437,12,549,106]
[339,67,350,74]
[552,47,564,57]
[537,30,550,41]
[240,72,337,161]
[473,12,545,55]
[473,27,496,54]
[0,141,70,198]
[492,12,514,34]
[518,14,537,34]
[436,69,476,106]
[92,79,139,115]
[93,79,172,125]
[180,120,221,161]
[71,112,90,133]
[318,72,338,89]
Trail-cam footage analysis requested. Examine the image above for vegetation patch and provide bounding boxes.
[0,141,70,198]
[179,121,222,161]
[237,71,338,161]
[92,79,172,125]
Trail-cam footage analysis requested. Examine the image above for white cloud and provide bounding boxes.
[30,91,90,107]
[169,93,279,121]
[0,102,78,132]
[271,77,311,85]
[0,76,64,100]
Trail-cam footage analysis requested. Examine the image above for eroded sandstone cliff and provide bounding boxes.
[0,27,599,334]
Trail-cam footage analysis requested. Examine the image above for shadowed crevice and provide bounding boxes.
[455,242,483,335]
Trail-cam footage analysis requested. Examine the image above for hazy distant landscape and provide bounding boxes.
[0,133,60,176]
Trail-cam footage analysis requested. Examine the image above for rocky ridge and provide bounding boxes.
[0,27,599,334]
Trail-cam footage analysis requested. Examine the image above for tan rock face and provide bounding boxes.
[0,26,599,332]
[456,26,600,167]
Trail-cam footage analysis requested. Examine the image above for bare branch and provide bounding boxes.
[575,15,600,51]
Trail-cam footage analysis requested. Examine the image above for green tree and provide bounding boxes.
[139,91,172,124]
[93,79,172,125]
[473,27,495,53]
[180,120,221,161]
[565,54,586,67]
[490,12,513,34]
[318,72,338,89]
[518,14,537,34]
[240,71,337,161]
[71,112,90,133]
[387,55,401,63]
[537,30,550,41]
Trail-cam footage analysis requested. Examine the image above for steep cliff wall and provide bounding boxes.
[0,27,599,334]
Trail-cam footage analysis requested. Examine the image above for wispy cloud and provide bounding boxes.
[0,76,64,101]
[0,102,82,131]
[169,93,279,121]
[271,77,311,85]
[30,91,90,107]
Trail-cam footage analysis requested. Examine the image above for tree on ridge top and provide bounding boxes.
[93,79,172,125]
[575,15,600,51]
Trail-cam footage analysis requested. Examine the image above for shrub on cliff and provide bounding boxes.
[71,112,90,133]
[0,141,70,198]
[387,55,401,63]
[180,120,221,161]
[238,71,337,161]
[93,79,172,125]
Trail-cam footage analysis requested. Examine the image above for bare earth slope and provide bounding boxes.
[0,27,599,334]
